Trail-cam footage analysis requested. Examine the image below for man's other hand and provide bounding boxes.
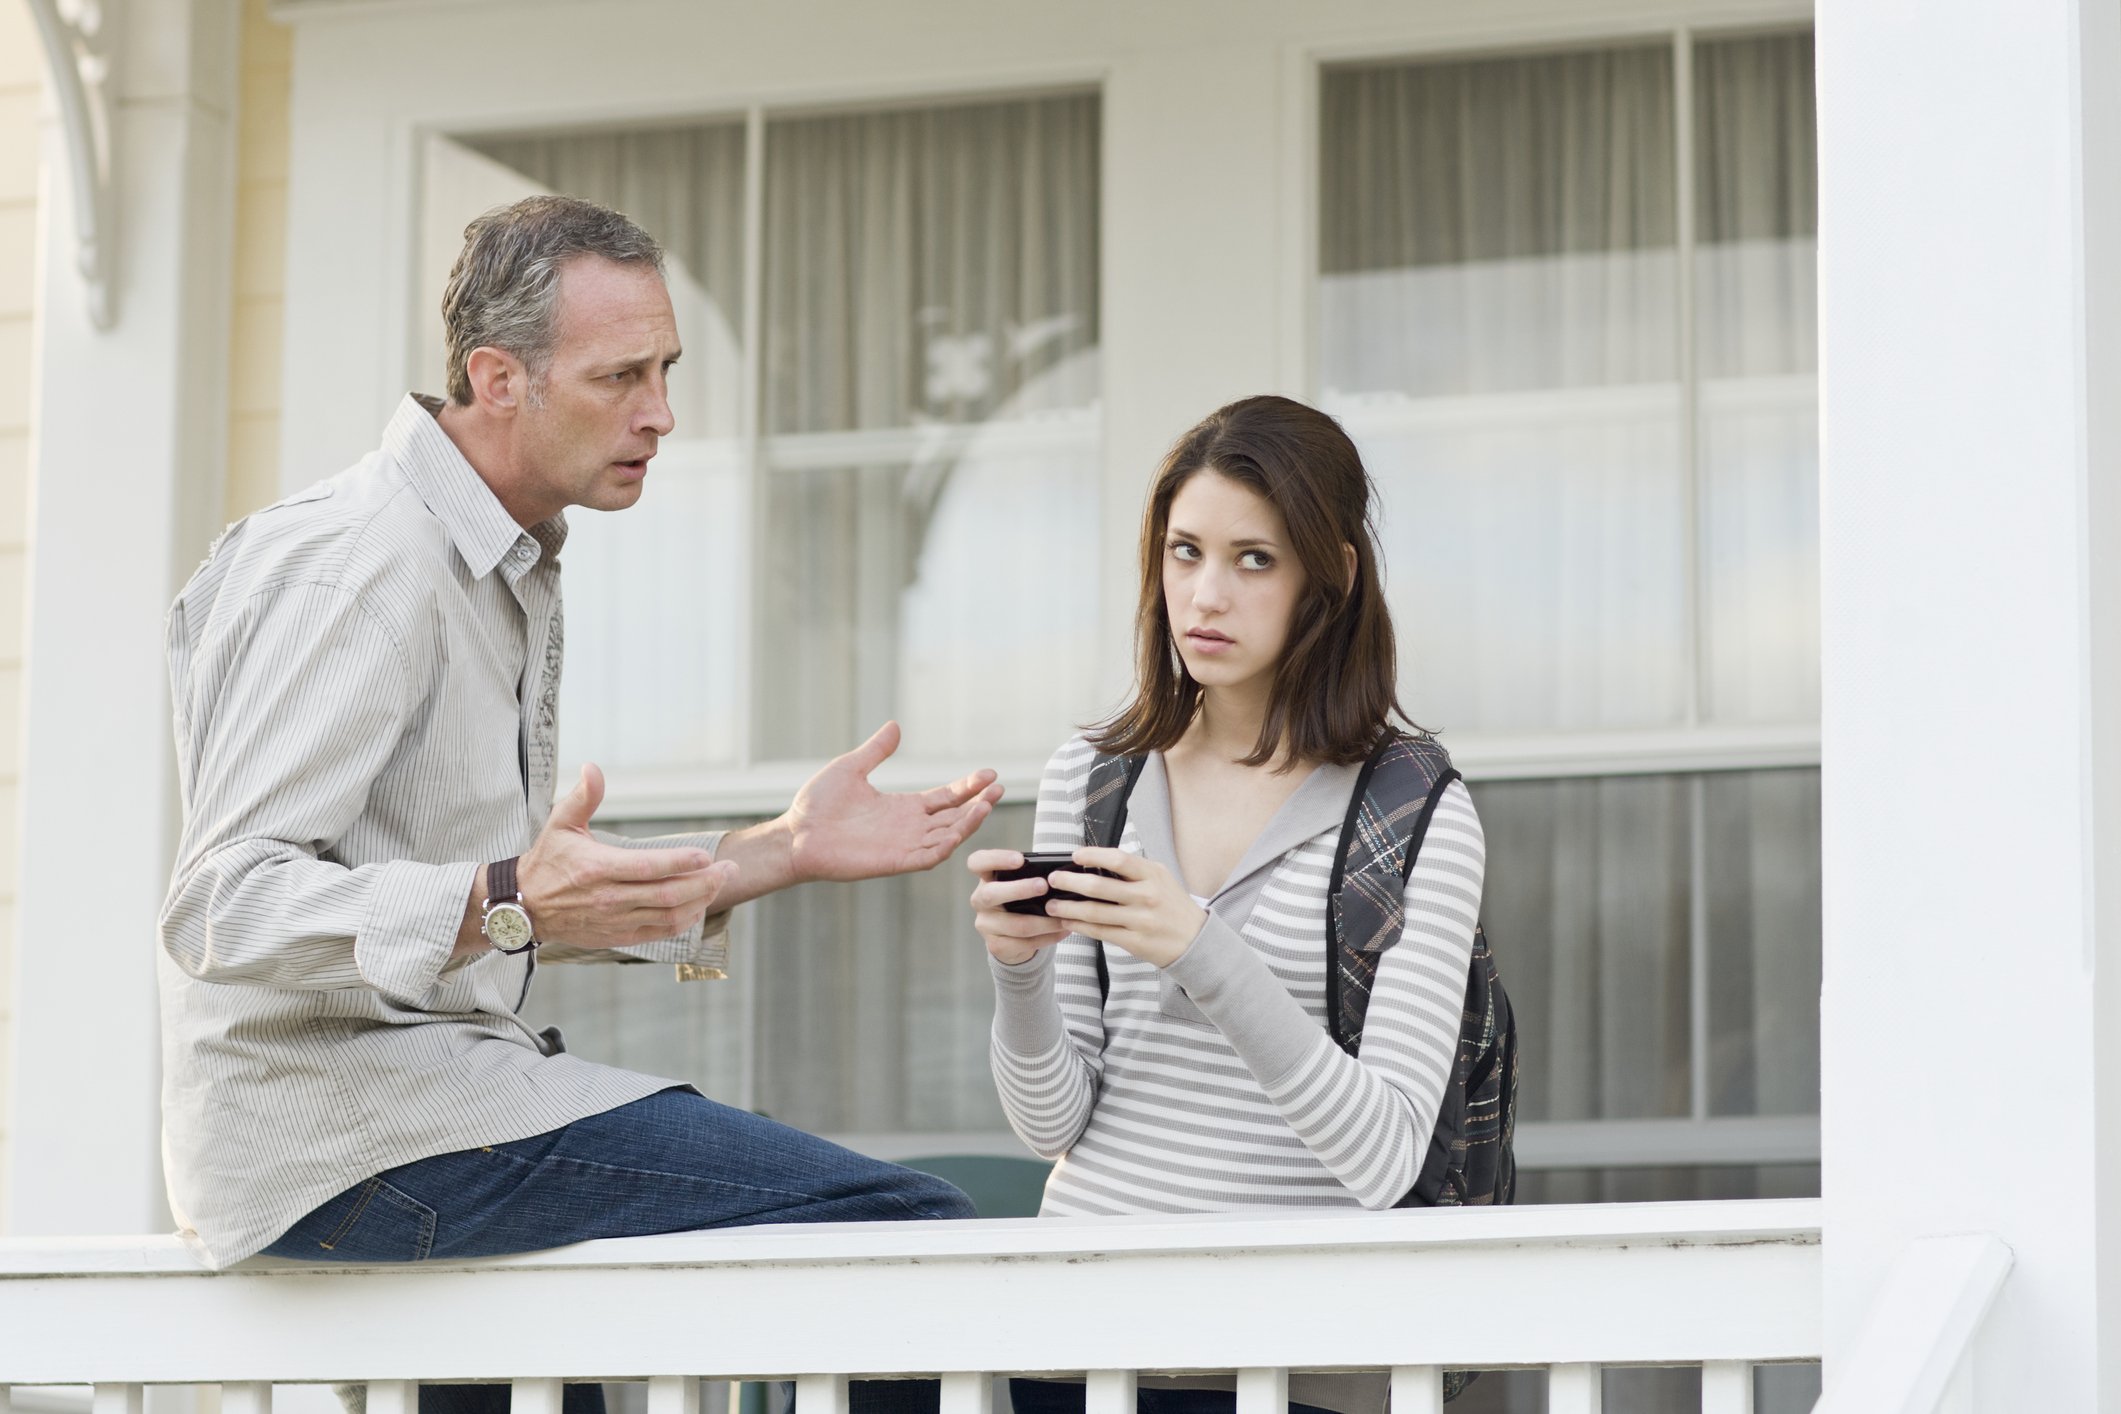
[514,763,739,949]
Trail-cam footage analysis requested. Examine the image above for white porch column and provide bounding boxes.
[1817,0,2121,1405]
[4,0,238,1235]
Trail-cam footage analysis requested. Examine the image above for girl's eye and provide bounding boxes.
[1239,550,1274,571]
[1168,541,1201,562]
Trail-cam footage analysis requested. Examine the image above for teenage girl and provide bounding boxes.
[965,395,1486,1414]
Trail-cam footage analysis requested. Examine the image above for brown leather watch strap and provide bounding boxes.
[488,855,520,906]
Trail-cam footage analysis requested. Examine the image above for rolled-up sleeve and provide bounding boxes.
[160,582,470,1006]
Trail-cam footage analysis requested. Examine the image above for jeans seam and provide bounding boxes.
[317,1178,380,1252]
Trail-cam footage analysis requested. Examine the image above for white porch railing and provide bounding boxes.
[0,1199,1822,1414]
[1810,1233,2011,1414]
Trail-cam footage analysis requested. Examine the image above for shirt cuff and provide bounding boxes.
[608,830,733,976]
[1161,910,1325,1087]
[355,859,479,1007]
[988,946,1068,1056]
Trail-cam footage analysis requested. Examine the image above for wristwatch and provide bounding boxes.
[480,856,538,955]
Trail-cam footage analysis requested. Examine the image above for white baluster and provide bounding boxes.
[95,1386,145,1414]
[1701,1362,1752,1414]
[1389,1367,1444,1414]
[219,1384,271,1414]
[1548,1364,1602,1414]
[794,1375,847,1414]
[1084,1370,1136,1414]
[1,1386,13,1414]
[938,1374,990,1414]
[1234,1369,1286,1414]
[650,1377,701,1414]
[512,1381,565,1414]
[367,1384,416,1414]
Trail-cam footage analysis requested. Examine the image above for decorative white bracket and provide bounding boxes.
[25,0,119,329]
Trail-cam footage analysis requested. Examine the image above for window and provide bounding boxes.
[1319,31,1821,1194]
[418,31,1821,1191]
[423,90,1101,1141]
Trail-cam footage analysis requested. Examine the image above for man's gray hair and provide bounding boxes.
[441,195,665,406]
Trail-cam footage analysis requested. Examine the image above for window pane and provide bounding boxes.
[1477,767,1820,1125]
[1477,774,1693,1121]
[1696,31,1821,724]
[457,123,752,772]
[747,801,1035,1135]
[1319,48,1688,732]
[1320,46,1678,396]
[1706,767,1821,1116]
[759,94,1102,761]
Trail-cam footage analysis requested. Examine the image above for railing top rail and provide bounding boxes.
[0,1196,1822,1278]
[0,1198,1823,1384]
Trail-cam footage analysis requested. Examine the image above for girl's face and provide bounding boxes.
[1162,469,1308,700]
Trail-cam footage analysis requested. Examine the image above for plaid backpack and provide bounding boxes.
[1082,733,1519,1208]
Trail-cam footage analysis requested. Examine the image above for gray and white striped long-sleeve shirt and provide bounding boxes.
[989,733,1484,1215]
[159,394,726,1268]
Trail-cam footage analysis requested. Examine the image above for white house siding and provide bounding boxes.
[0,0,45,1230]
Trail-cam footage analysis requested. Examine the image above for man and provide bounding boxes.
[159,195,998,1279]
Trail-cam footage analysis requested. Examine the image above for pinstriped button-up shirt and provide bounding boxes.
[160,394,727,1268]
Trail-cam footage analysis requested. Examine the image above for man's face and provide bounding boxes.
[517,256,681,515]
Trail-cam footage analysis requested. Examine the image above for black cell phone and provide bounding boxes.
[995,853,1118,915]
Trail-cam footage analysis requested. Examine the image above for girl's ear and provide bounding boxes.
[1342,542,1357,595]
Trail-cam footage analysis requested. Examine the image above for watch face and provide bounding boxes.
[485,901,535,952]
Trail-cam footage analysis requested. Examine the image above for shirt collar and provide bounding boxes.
[386,394,567,579]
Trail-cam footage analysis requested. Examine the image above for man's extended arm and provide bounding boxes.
[163,583,735,1002]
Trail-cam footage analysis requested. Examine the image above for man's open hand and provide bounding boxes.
[514,763,739,948]
[787,722,1003,881]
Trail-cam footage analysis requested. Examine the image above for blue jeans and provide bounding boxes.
[264,1088,971,1414]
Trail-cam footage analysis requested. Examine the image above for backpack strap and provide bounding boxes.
[1082,752,1145,1003]
[1083,753,1144,851]
[1325,734,1460,1054]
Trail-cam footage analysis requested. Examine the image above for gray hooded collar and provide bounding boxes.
[1126,751,1364,906]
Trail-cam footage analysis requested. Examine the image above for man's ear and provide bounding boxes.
[464,345,530,415]
[1342,541,1358,595]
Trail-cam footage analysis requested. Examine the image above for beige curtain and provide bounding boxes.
[1319,36,1820,1141]
[757,92,1103,762]
[474,95,1102,1137]
[461,124,753,774]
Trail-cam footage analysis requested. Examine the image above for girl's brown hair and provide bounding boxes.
[1090,395,1412,769]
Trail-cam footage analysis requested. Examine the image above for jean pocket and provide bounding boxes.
[302,1177,437,1262]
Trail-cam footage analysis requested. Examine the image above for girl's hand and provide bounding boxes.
[967,848,1070,965]
[1044,847,1207,969]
